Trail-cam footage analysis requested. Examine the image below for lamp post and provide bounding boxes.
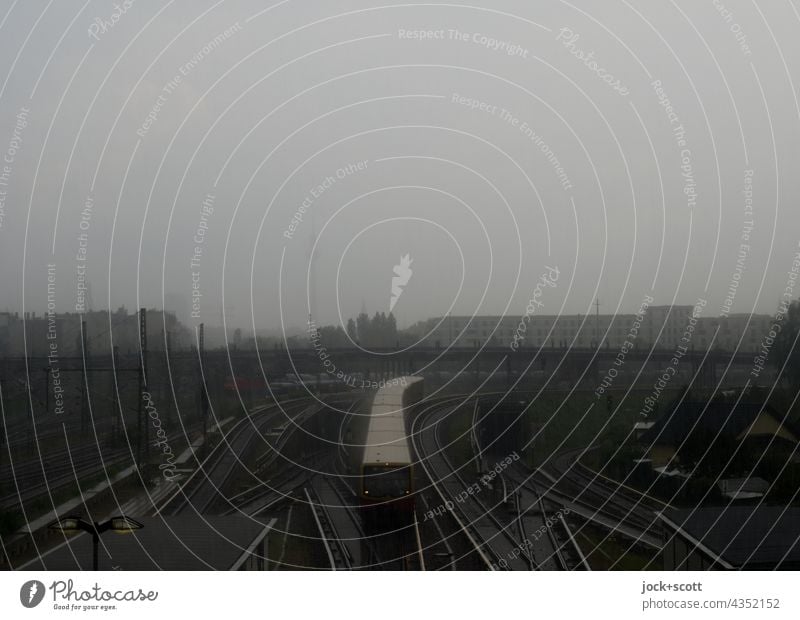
[48,515,143,570]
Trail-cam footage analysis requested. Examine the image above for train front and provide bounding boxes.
[359,377,423,523]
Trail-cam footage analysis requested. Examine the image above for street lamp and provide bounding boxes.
[48,515,143,570]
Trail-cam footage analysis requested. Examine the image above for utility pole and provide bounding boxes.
[137,308,147,467]
[112,345,120,446]
[166,330,172,425]
[199,323,208,450]
[309,210,318,324]
[44,367,50,416]
[0,369,4,479]
[448,313,452,346]
[80,320,88,435]
[595,298,601,348]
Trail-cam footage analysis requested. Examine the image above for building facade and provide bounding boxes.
[408,306,774,353]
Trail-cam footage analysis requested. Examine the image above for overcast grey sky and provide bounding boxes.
[1,0,799,335]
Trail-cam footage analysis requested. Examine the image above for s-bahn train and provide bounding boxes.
[359,376,424,521]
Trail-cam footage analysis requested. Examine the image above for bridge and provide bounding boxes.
[3,344,757,394]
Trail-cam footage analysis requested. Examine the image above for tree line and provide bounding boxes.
[313,312,399,349]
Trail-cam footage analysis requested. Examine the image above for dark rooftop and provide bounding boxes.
[661,506,800,569]
[641,398,797,447]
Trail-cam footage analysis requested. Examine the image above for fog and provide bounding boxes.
[1,0,799,337]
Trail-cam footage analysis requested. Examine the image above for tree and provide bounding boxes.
[356,312,370,346]
[318,325,347,347]
[372,312,384,347]
[377,312,388,347]
[386,312,398,347]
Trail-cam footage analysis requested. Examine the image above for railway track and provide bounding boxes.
[161,394,361,516]
[306,473,405,570]
[158,400,316,515]
[549,451,668,529]
[417,494,457,570]
[412,394,598,570]
[411,397,533,570]
[411,511,426,570]
[159,413,269,515]
[303,391,430,571]
[1,447,131,508]
[226,398,363,516]
[533,456,665,548]
[551,501,591,570]
[305,486,353,570]
[470,394,663,552]
[225,450,323,516]
[533,484,589,570]
[512,490,537,570]
[0,425,202,510]
[501,467,588,570]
